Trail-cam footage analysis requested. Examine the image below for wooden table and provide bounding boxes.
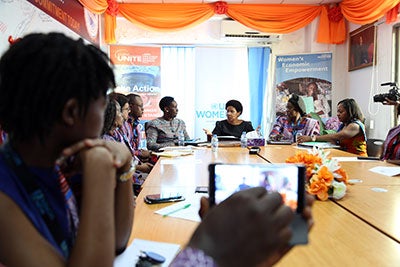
[128,146,400,266]
[276,201,400,266]
[333,185,400,243]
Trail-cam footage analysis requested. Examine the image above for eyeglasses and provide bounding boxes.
[122,107,131,112]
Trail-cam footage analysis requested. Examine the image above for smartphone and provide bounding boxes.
[208,163,307,245]
[144,193,185,204]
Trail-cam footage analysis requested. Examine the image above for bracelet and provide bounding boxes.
[118,160,136,182]
[311,135,317,142]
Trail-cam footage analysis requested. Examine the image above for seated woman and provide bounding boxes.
[101,98,146,194]
[297,98,367,156]
[269,94,320,142]
[204,99,254,138]
[146,96,189,151]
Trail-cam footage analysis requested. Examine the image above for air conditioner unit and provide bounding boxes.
[220,20,282,43]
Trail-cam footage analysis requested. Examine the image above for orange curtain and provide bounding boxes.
[226,4,322,34]
[119,4,215,31]
[77,0,108,14]
[79,0,400,45]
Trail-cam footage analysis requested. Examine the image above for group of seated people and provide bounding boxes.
[269,94,368,156]
[0,32,315,267]
[0,32,400,267]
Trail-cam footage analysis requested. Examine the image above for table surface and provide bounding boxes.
[129,145,400,266]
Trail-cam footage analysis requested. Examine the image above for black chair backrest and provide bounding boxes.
[367,138,384,157]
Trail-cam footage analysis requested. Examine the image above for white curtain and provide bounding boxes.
[161,46,196,138]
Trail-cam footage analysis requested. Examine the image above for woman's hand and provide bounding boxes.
[296,135,311,143]
[203,128,212,136]
[56,138,132,175]
[189,188,294,267]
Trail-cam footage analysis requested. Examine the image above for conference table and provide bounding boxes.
[129,144,400,266]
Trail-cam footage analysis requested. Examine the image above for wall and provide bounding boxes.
[347,19,397,140]
[2,2,398,140]
[0,0,81,57]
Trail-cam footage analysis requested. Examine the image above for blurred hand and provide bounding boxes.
[136,162,153,173]
[190,188,294,267]
[139,149,151,160]
[57,138,132,175]
[382,97,400,106]
[203,128,212,136]
[296,135,311,143]
[194,190,315,267]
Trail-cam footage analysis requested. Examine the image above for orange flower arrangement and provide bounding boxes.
[286,148,348,201]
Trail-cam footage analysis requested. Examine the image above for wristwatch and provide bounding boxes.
[118,160,136,182]
[311,135,317,142]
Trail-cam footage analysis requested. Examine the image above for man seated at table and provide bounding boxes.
[146,96,190,151]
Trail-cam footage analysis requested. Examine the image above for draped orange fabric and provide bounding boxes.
[340,0,400,24]
[119,3,215,31]
[77,0,108,14]
[79,0,400,45]
[387,3,400,23]
[226,4,322,33]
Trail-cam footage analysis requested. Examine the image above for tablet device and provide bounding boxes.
[208,163,307,245]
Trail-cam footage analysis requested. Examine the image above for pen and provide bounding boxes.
[163,204,191,217]
[357,156,380,160]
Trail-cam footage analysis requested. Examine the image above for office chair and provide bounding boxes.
[367,139,384,158]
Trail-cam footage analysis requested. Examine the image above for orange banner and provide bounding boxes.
[109,45,161,121]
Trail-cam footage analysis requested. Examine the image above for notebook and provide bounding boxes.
[297,141,340,149]
[267,140,293,145]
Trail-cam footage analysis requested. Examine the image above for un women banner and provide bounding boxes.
[109,45,161,121]
[275,53,332,119]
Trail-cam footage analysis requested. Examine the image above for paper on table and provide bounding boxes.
[153,150,194,157]
[332,157,358,162]
[113,238,180,267]
[369,166,400,176]
[155,193,207,222]
[297,142,340,149]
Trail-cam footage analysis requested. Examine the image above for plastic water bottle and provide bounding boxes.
[178,130,185,146]
[139,129,147,150]
[211,134,219,152]
[240,131,247,148]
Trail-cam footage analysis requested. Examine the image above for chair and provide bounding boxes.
[367,138,384,158]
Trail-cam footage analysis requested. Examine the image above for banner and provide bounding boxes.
[109,45,162,121]
[26,0,99,44]
[275,53,332,119]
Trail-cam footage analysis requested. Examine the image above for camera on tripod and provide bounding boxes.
[373,82,400,103]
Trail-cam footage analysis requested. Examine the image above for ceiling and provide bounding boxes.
[119,0,342,4]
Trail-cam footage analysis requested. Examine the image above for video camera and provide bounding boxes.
[373,82,400,103]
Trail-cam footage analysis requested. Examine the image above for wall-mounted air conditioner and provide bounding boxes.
[220,19,282,43]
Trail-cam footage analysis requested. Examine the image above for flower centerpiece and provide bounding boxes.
[285,148,349,201]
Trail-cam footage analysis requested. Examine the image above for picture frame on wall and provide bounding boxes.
[348,23,376,71]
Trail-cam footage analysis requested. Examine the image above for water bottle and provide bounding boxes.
[178,130,185,146]
[211,134,219,152]
[295,132,303,143]
[139,129,147,150]
[240,131,247,148]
